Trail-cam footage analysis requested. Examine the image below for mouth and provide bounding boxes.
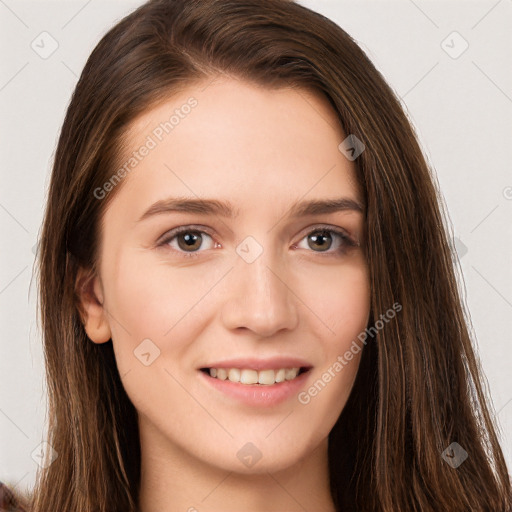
[199,366,311,386]
[198,364,313,407]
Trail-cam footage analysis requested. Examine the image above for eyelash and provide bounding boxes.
[156,224,358,259]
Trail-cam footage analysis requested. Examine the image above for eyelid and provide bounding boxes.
[156,223,359,258]
[156,224,216,246]
[297,223,356,244]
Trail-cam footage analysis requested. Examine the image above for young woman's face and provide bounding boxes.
[86,77,370,473]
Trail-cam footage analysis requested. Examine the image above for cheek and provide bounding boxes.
[102,249,234,373]
[294,256,370,340]
[294,259,369,409]
[107,249,212,326]
[102,251,217,420]
[102,251,193,365]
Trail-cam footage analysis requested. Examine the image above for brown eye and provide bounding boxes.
[294,226,357,256]
[176,231,203,252]
[158,226,216,257]
[307,230,333,252]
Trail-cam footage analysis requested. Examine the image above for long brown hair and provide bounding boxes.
[27,0,512,510]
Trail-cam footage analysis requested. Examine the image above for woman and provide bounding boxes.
[2,0,511,510]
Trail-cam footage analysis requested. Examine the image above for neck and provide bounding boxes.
[137,420,337,512]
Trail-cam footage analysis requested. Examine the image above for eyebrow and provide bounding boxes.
[137,196,364,222]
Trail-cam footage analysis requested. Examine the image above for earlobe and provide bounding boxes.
[75,267,112,344]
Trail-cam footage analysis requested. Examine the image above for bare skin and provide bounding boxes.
[78,76,370,512]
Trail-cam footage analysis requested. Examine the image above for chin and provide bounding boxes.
[199,439,311,475]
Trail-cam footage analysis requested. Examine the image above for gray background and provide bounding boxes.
[1,0,511,494]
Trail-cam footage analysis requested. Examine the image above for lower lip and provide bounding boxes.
[198,369,312,407]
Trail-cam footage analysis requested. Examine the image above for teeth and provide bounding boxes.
[275,368,286,383]
[240,369,258,384]
[258,369,275,385]
[228,368,240,382]
[208,367,301,385]
[285,368,297,380]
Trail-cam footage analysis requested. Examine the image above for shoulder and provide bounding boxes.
[0,481,28,512]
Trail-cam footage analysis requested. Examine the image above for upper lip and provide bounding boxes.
[199,357,313,371]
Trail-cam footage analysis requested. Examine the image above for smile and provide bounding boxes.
[200,367,309,385]
[198,366,312,407]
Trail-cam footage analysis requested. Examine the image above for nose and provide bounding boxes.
[220,244,299,338]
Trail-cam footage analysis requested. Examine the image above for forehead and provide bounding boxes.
[109,77,362,221]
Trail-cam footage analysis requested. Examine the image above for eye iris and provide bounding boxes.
[308,231,332,251]
[177,232,202,251]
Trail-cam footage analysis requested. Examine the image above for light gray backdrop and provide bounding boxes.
[1,0,511,495]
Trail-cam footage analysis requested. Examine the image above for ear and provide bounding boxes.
[75,266,112,344]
